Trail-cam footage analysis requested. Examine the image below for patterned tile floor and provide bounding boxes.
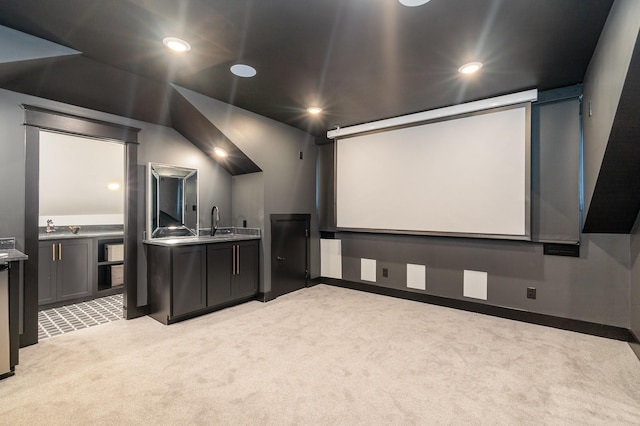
[38,294,123,340]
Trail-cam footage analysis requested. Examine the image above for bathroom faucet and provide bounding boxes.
[46,219,56,233]
[211,206,220,236]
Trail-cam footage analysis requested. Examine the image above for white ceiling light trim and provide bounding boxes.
[458,61,483,74]
[307,106,323,114]
[213,147,228,157]
[162,37,191,53]
[327,89,538,139]
[399,0,431,6]
[230,64,257,78]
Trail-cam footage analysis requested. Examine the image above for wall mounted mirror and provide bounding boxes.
[147,163,198,238]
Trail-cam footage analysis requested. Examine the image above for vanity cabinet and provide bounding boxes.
[147,239,259,324]
[207,241,258,307]
[172,245,207,317]
[38,239,94,305]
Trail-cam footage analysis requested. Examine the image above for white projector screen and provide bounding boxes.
[335,105,530,238]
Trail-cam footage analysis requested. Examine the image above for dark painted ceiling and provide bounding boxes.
[0,0,613,138]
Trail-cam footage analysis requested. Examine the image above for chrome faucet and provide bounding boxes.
[46,219,56,233]
[210,205,220,236]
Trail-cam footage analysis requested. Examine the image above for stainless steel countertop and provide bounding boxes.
[144,234,260,247]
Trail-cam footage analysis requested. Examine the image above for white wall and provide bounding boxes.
[39,131,125,226]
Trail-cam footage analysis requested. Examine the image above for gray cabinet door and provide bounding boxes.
[57,239,93,302]
[207,243,233,307]
[234,241,258,299]
[172,245,206,317]
[38,242,57,305]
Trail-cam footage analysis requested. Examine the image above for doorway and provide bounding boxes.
[22,105,141,347]
[270,214,310,298]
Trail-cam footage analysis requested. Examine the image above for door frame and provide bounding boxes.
[22,105,142,347]
[270,214,310,298]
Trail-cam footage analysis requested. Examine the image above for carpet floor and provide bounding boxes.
[1,284,639,425]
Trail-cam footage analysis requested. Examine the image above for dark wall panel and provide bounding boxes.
[630,212,640,349]
[317,143,335,231]
[583,29,640,233]
[338,232,629,327]
[531,95,581,242]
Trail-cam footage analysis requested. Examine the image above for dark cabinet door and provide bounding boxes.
[172,245,206,317]
[234,241,258,299]
[271,216,308,298]
[38,242,57,305]
[207,243,233,307]
[57,239,93,302]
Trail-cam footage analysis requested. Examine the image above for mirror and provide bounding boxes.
[147,163,198,238]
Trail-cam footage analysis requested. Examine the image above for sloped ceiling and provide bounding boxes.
[0,0,613,138]
[583,31,640,233]
[3,0,640,225]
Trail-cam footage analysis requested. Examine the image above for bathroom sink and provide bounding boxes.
[155,234,250,245]
[144,227,261,246]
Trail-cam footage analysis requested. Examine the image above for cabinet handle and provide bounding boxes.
[232,244,236,275]
[52,244,55,262]
[58,243,62,261]
[236,245,240,276]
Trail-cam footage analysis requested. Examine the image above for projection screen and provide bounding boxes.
[335,105,531,239]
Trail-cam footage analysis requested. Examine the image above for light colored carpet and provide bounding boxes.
[1,284,639,425]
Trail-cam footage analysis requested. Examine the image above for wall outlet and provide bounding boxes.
[527,287,536,299]
[382,268,388,278]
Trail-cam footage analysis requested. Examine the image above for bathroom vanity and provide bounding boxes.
[38,226,124,307]
[145,230,260,325]
[144,162,261,325]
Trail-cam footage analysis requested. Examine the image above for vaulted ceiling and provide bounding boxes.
[0,0,614,139]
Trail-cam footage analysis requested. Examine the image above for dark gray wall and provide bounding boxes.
[319,95,631,328]
[531,94,581,243]
[317,143,336,232]
[339,232,629,327]
[631,213,640,339]
[0,89,26,247]
[231,172,266,290]
[173,85,319,293]
[582,0,640,225]
[0,87,232,306]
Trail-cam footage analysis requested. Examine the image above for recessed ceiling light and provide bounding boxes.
[458,61,483,74]
[213,147,228,158]
[162,37,191,53]
[307,106,323,115]
[230,64,257,78]
[399,0,431,6]
[107,182,121,191]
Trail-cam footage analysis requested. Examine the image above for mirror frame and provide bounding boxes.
[146,162,199,239]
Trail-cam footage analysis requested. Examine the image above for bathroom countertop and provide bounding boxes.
[40,230,124,240]
[39,225,124,241]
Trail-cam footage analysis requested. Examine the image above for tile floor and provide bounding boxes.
[38,294,123,340]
